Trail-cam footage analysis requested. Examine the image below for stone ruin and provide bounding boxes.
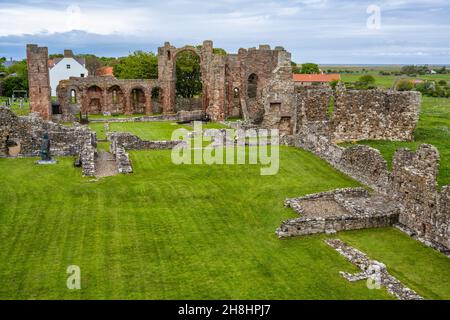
[17,42,450,254]
[0,107,96,176]
[280,126,450,253]
[28,41,421,145]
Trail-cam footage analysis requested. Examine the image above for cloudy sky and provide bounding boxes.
[0,0,449,64]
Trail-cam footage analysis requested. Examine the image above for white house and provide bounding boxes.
[49,50,88,96]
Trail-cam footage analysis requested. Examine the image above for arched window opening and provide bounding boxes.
[233,87,240,98]
[112,90,118,104]
[70,89,77,104]
[247,74,258,98]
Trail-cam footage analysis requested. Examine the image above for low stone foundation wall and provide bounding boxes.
[80,139,96,176]
[277,188,399,238]
[108,132,182,152]
[0,107,94,157]
[325,239,423,300]
[115,146,132,174]
[292,124,450,251]
[89,114,178,123]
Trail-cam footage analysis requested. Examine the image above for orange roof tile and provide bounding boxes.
[97,66,114,76]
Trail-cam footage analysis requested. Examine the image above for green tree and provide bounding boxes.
[0,57,6,73]
[291,61,301,74]
[2,75,28,97]
[113,51,158,79]
[8,60,27,77]
[300,63,320,74]
[176,51,202,98]
[355,75,376,89]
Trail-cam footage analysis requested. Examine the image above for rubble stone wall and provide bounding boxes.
[108,132,181,152]
[331,89,421,142]
[293,125,450,251]
[0,107,94,157]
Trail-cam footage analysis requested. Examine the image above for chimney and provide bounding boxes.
[64,50,74,58]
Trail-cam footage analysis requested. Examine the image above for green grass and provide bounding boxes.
[88,121,229,142]
[339,228,450,300]
[88,113,163,119]
[0,148,449,299]
[0,96,30,116]
[340,97,450,186]
[339,72,450,90]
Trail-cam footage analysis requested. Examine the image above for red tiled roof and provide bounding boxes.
[293,74,341,83]
[97,66,114,76]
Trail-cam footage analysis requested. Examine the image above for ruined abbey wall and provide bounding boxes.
[294,125,450,251]
[57,77,161,120]
[0,107,95,158]
[294,86,421,143]
[331,89,421,142]
[27,45,52,120]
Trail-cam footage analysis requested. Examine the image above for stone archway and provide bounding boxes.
[130,87,147,114]
[107,85,125,115]
[158,42,213,115]
[173,49,203,112]
[151,87,163,114]
[86,85,103,114]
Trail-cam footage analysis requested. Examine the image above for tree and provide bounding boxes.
[300,63,320,74]
[291,61,301,74]
[0,57,6,73]
[355,75,376,90]
[77,54,103,75]
[8,60,27,77]
[113,51,158,79]
[1,75,28,97]
[176,51,202,98]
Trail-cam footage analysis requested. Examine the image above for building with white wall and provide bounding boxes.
[49,50,88,96]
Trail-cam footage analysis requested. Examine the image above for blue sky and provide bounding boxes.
[0,0,449,64]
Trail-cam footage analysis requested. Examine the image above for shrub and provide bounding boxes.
[396,79,414,91]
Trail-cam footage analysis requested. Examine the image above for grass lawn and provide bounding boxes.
[1,146,449,299]
[88,121,228,142]
[0,96,30,116]
[340,97,450,186]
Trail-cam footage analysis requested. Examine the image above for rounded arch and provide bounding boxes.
[86,85,103,114]
[66,85,81,104]
[173,46,201,61]
[130,86,147,114]
[151,86,163,114]
[107,85,125,114]
[172,47,203,112]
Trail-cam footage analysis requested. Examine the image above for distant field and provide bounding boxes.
[320,65,450,89]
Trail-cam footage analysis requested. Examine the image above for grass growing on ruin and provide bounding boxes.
[340,97,450,186]
[1,148,450,300]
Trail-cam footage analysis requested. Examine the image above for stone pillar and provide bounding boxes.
[145,88,152,115]
[26,44,52,120]
[124,90,132,115]
[102,89,108,114]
